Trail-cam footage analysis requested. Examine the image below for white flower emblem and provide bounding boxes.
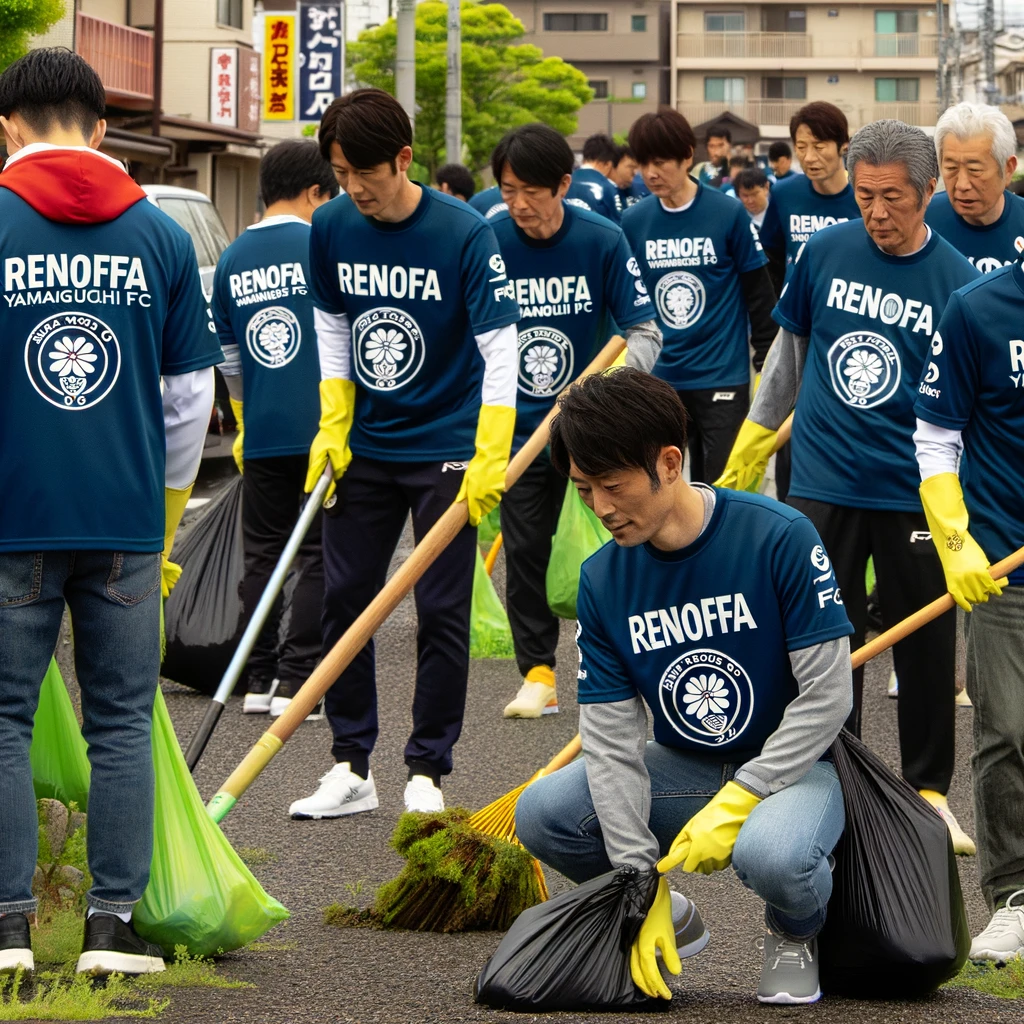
[682,673,730,720]
[257,321,291,363]
[665,285,695,321]
[49,336,97,378]
[843,348,884,386]
[364,327,407,368]
[524,345,559,379]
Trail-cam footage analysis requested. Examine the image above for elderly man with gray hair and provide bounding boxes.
[927,102,1024,272]
[718,120,980,854]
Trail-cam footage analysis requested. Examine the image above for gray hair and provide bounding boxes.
[934,102,1017,168]
[848,119,938,204]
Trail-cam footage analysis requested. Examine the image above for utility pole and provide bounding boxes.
[445,0,461,163]
[396,0,416,129]
[983,0,997,104]
[151,0,164,138]
[936,0,947,112]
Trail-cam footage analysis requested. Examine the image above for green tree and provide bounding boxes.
[0,0,66,74]
[348,1,592,179]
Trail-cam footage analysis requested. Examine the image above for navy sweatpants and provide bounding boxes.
[321,455,476,781]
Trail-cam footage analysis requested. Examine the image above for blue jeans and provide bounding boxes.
[0,551,161,915]
[516,742,845,941]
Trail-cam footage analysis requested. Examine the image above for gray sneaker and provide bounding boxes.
[670,891,710,958]
[757,933,821,1005]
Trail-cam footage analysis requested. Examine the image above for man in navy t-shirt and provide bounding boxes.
[568,133,621,223]
[610,144,644,216]
[720,120,979,855]
[486,124,662,720]
[516,369,853,1006]
[914,263,1024,960]
[621,108,778,483]
[927,102,1024,273]
[289,89,520,820]
[468,184,506,219]
[0,49,221,976]
[212,140,338,717]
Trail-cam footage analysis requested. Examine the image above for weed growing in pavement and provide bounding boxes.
[0,970,168,1020]
[32,908,83,968]
[245,940,298,953]
[946,958,1024,999]
[237,847,278,867]
[135,947,253,990]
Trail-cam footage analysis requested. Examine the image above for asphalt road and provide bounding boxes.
[55,465,1017,1024]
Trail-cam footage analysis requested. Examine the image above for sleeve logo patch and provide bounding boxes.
[25,312,121,411]
[245,307,302,368]
[488,253,507,280]
[810,545,830,573]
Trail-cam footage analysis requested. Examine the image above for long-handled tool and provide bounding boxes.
[484,531,504,576]
[184,468,332,772]
[206,336,630,822]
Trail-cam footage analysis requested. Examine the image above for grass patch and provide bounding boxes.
[33,908,84,968]
[0,971,168,1020]
[236,847,277,867]
[946,958,1024,999]
[136,947,252,991]
[244,940,297,953]
[323,904,379,929]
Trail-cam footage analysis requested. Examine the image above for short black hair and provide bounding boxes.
[318,88,411,171]
[768,140,792,161]
[790,101,850,148]
[614,144,636,166]
[491,123,574,193]
[729,155,751,169]
[0,48,105,138]
[435,163,475,199]
[549,368,688,486]
[582,133,618,165]
[705,125,732,144]
[735,167,769,192]
[259,139,339,207]
[629,107,697,165]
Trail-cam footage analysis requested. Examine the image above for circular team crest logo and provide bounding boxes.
[659,648,754,747]
[827,331,901,409]
[517,326,574,396]
[352,306,426,391]
[246,307,301,368]
[655,271,706,329]
[24,312,121,411]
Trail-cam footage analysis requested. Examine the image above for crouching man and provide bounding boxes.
[516,368,854,1005]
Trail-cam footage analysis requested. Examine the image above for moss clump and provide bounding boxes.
[945,958,1024,999]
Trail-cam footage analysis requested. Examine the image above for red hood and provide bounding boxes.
[0,148,146,224]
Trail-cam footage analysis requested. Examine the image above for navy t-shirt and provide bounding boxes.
[0,190,220,553]
[914,261,1024,584]
[212,216,320,460]
[490,203,653,450]
[568,168,620,223]
[774,221,978,511]
[308,186,520,461]
[576,488,853,759]
[469,185,507,220]
[925,191,1024,274]
[621,186,768,389]
[758,174,861,281]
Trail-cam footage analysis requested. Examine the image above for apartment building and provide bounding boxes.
[672,1,941,144]
[502,0,670,148]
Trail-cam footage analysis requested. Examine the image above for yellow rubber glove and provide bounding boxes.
[630,877,681,1000]
[305,379,357,502]
[714,419,778,493]
[229,397,244,474]
[456,404,516,526]
[920,473,1007,612]
[752,371,762,396]
[657,781,762,876]
[162,484,193,598]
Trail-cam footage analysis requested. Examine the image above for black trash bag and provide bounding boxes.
[819,729,970,998]
[162,477,245,695]
[474,865,670,1012]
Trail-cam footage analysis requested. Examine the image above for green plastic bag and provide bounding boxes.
[866,556,876,596]
[546,480,612,620]
[470,548,514,659]
[31,658,91,811]
[477,505,502,548]
[134,689,289,956]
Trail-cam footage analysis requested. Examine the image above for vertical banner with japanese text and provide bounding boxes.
[264,14,295,120]
[210,47,239,127]
[298,3,344,122]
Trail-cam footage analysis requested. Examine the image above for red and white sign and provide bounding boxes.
[210,47,238,127]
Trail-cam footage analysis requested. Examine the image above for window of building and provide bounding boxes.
[589,79,610,99]
[761,7,806,32]
[632,14,647,31]
[762,76,807,99]
[543,12,609,31]
[632,82,647,99]
[875,77,920,101]
[217,0,243,28]
[875,10,919,34]
[705,77,745,102]
[704,12,745,32]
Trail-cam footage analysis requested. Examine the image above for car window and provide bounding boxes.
[155,198,217,267]
[194,200,231,259]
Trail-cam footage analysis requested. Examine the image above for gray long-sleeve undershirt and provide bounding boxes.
[624,320,664,374]
[747,327,808,431]
[579,486,853,872]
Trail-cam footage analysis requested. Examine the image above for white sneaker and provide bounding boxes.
[887,671,898,698]
[503,681,558,719]
[919,790,976,856]
[970,890,1024,963]
[669,891,710,958]
[404,775,445,813]
[270,695,325,720]
[288,763,378,819]
[242,679,279,714]
[955,688,973,708]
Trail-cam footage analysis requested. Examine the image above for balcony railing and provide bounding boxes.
[76,12,153,103]
[677,99,939,129]
[676,32,939,60]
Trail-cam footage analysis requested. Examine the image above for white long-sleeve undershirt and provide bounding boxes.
[163,367,215,489]
[914,417,963,481]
